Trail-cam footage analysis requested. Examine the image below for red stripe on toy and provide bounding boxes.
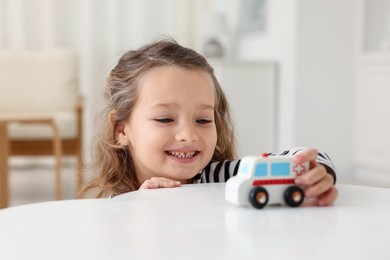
[253,179,295,186]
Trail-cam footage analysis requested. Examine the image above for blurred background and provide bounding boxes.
[1,0,389,207]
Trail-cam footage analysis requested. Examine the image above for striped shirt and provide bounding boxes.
[192,147,336,184]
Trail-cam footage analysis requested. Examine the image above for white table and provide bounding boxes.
[0,183,389,260]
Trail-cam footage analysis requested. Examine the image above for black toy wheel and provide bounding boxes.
[284,186,304,207]
[249,187,269,209]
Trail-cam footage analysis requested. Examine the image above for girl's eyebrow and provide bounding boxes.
[149,103,214,110]
[149,103,178,110]
[198,105,215,111]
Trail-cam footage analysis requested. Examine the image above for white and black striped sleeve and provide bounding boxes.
[197,159,241,183]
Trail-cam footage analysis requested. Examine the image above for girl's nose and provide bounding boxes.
[175,124,198,142]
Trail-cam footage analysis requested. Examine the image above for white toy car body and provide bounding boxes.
[225,154,309,209]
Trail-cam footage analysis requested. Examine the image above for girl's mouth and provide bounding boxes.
[166,151,199,159]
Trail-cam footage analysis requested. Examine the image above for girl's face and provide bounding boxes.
[121,65,217,184]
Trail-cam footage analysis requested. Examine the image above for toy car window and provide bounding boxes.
[254,163,267,177]
[239,163,250,175]
[270,162,290,176]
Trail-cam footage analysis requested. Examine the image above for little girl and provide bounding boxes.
[79,39,338,206]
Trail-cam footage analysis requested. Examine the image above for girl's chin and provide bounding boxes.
[167,169,199,182]
[178,179,189,185]
[169,173,197,182]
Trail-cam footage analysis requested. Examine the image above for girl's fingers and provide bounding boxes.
[295,164,327,186]
[293,148,318,165]
[139,177,181,190]
[316,186,339,206]
[304,173,334,198]
[292,148,338,205]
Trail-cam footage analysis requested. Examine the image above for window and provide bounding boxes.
[270,162,290,176]
[255,163,267,177]
[239,163,250,175]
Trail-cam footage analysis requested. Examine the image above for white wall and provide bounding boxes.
[236,0,356,175]
[294,0,356,173]
[212,62,277,157]
[236,0,298,152]
[353,0,390,187]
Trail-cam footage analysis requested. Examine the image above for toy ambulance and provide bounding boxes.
[225,154,309,209]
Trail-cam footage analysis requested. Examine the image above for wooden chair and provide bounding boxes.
[0,49,83,208]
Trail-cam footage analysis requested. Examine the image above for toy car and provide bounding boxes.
[225,154,309,209]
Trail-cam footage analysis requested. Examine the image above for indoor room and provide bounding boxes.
[1,0,389,259]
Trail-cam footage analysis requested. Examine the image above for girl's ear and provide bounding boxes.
[116,123,131,146]
[109,110,130,145]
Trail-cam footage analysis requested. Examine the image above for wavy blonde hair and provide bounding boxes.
[79,39,236,198]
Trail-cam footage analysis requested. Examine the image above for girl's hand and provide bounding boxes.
[139,177,181,190]
[293,148,338,206]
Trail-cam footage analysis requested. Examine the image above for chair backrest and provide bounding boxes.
[0,49,78,115]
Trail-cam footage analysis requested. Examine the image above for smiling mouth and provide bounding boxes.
[166,151,199,159]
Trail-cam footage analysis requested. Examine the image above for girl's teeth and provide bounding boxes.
[170,151,196,158]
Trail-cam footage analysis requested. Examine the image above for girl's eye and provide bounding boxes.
[196,119,213,124]
[154,118,174,123]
